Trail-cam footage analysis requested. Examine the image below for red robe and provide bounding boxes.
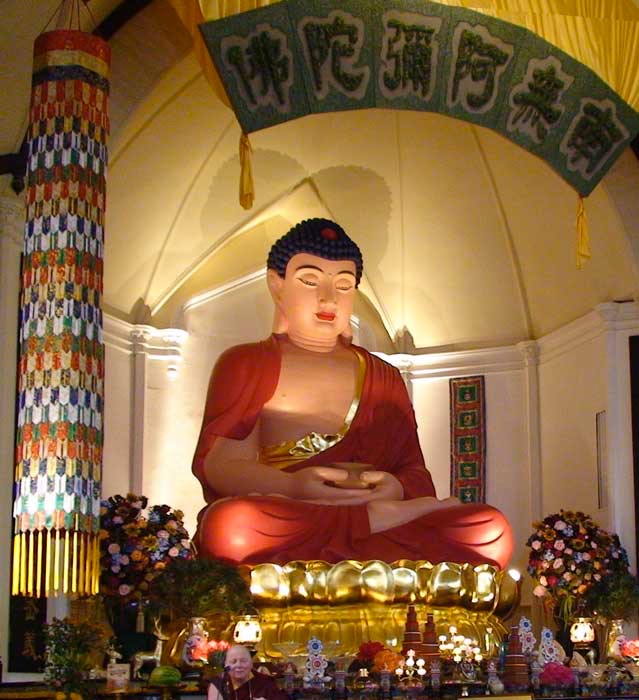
[192,336,513,568]
[210,671,287,700]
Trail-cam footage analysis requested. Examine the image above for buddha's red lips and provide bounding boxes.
[316,312,336,321]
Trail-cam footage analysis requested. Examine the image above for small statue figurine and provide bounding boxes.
[106,641,123,666]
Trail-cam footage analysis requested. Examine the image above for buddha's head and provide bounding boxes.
[267,219,363,350]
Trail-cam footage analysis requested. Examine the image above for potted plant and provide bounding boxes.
[148,556,252,669]
[149,556,251,620]
[587,572,639,660]
[43,617,105,699]
[588,572,639,621]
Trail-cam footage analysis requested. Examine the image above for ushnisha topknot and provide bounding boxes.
[267,218,363,287]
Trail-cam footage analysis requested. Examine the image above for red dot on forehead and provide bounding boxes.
[321,227,338,240]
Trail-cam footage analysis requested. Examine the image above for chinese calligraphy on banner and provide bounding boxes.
[199,0,639,196]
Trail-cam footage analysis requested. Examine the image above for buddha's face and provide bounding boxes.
[225,645,252,684]
[268,252,357,348]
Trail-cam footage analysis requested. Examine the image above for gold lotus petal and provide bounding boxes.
[361,560,394,603]
[414,560,435,601]
[391,563,418,602]
[327,560,363,604]
[493,568,522,618]
[460,563,497,610]
[283,560,313,603]
[304,560,331,602]
[250,562,288,604]
[427,562,463,605]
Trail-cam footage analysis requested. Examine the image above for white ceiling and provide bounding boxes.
[2,0,639,351]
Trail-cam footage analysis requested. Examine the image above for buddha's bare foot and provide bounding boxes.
[368,496,461,534]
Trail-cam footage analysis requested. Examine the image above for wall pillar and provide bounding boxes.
[596,302,639,571]
[517,340,542,521]
[0,194,25,675]
[102,317,188,499]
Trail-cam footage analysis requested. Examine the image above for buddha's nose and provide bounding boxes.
[319,282,336,304]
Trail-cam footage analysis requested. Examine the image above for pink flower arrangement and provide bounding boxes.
[526,509,629,619]
[621,639,639,663]
[99,493,193,605]
[539,662,575,688]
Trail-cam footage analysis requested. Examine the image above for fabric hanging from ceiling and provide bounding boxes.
[181,0,639,112]
[13,28,108,598]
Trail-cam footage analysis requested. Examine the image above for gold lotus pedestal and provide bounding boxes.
[242,560,521,659]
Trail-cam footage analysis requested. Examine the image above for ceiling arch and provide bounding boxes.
[2,0,638,354]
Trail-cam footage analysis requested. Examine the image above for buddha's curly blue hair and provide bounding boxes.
[267,218,363,287]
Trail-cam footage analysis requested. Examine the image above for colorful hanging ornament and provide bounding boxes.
[12,27,110,597]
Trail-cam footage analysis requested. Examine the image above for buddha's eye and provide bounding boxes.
[335,280,354,292]
[299,276,318,287]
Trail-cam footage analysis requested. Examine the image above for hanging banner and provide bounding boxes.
[200,0,639,196]
[13,29,109,598]
[449,375,486,504]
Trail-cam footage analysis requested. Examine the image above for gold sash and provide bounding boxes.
[259,349,366,470]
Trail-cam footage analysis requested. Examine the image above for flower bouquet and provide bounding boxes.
[526,509,629,624]
[99,493,193,609]
[621,639,639,664]
[539,661,575,692]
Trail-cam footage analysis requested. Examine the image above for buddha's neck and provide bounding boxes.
[286,332,339,354]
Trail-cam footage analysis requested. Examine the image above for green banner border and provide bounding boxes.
[200,0,639,196]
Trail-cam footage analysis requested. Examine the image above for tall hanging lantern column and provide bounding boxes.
[12,29,110,597]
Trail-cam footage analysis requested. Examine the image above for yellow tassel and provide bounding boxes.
[54,529,60,594]
[27,531,34,596]
[12,534,21,595]
[36,530,43,598]
[72,530,78,594]
[93,535,100,595]
[576,194,591,269]
[20,532,27,596]
[78,532,85,595]
[88,535,93,596]
[63,530,70,594]
[239,132,255,210]
[45,529,52,596]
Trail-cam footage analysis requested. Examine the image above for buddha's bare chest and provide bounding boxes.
[260,351,358,442]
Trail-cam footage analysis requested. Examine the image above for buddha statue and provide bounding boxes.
[191,218,513,569]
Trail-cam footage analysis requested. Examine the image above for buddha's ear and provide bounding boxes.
[340,324,353,345]
[267,269,288,334]
[266,268,284,305]
[272,307,288,334]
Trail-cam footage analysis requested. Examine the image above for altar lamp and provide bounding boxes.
[234,613,263,648]
[570,616,596,661]
[12,8,109,597]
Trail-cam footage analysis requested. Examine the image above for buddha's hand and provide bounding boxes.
[359,471,404,500]
[293,466,380,504]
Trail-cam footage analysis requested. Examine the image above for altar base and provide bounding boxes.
[244,560,521,659]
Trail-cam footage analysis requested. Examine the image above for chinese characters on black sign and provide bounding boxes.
[8,594,47,672]
[199,0,639,196]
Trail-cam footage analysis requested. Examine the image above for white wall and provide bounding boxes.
[395,346,531,575]
[537,303,639,570]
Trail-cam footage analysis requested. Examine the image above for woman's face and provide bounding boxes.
[226,645,253,684]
